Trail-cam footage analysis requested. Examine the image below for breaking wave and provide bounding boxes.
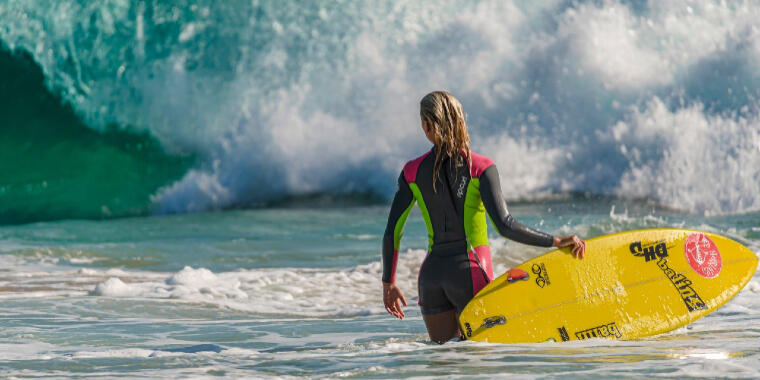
[1,0,759,223]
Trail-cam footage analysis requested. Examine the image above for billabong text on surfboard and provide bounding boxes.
[657,257,708,312]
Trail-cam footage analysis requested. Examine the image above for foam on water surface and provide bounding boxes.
[1,205,758,378]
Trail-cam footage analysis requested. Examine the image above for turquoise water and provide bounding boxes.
[2,0,760,377]
[2,201,758,378]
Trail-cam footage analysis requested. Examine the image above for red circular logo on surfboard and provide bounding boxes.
[684,233,722,278]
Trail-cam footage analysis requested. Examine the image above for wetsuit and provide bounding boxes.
[382,149,555,315]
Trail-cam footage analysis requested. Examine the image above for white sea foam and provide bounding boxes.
[1,0,759,216]
[0,240,757,379]
[0,342,58,361]
[1,239,545,316]
[0,343,259,362]
[612,98,760,215]
[0,236,581,317]
[80,251,428,317]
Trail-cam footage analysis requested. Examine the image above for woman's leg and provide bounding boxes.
[422,310,460,344]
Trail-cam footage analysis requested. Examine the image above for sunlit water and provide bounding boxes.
[1,200,758,378]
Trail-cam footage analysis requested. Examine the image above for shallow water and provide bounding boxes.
[1,200,758,378]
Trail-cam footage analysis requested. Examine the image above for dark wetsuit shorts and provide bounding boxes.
[418,241,491,314]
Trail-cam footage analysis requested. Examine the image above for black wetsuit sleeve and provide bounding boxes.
[382,171,416,283]
[479,165,555,247]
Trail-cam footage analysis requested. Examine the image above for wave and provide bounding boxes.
[0,45,193,224]
[1,0,759,221]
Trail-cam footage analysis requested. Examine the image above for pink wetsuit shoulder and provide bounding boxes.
[469,152,494,178]
[403,151,431,183]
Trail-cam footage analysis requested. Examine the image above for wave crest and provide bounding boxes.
[1,0,759,217]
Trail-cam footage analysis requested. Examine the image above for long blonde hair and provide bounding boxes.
[420,91,472,192]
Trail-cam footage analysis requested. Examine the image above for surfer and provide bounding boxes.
[381,91,586,344]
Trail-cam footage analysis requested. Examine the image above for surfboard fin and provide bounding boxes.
[506,268,529,283]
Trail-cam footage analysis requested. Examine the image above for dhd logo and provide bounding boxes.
[629,241,669,262]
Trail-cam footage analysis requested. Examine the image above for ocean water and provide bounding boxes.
[2,0,760,378]
[1,201,759,378]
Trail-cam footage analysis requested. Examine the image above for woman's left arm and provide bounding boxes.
[479,164,586,258]
[381,171,416,319]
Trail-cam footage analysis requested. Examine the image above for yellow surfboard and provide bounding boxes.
[459,229,758,343]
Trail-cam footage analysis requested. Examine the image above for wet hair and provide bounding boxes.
[419,91,471,192]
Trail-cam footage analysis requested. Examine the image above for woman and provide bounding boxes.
[381,91,586,344]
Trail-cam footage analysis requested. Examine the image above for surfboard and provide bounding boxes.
[459,229,758,343]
